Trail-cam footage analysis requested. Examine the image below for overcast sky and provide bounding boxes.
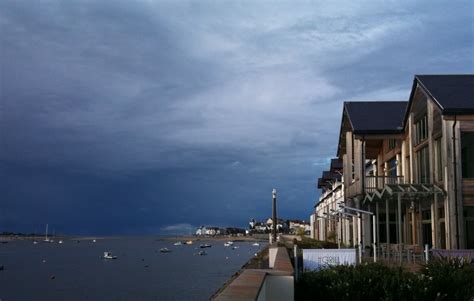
[1,0,473,235]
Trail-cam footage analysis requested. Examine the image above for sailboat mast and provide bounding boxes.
[45,224,48,240]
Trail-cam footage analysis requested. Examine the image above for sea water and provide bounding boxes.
[0,237,265,300]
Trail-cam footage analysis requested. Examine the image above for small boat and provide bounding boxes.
[33,241,38,245]
[184,240,193,245]
[160,248,172,253]
[198,251,207,256]
[200,244,212,248]
[43,224,50,242]
[224,241,234,247]
[103,252,117,259]
[252,243,260,246]
[173,241,182,246]
[93,239,96,243]
[232,246,239,250]
[58,240,63,244]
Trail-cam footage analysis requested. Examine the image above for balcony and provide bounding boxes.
[346,175,404,198]
[365,176,404,193]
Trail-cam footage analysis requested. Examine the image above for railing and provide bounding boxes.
[365,176,404,193]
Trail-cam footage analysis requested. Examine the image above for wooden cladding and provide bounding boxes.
[412,87,428,121]
[463,179,474,206]
[460,120,474,132]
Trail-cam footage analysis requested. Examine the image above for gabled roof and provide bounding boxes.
[403,75,474,125]
[330,158,343,171]
[344,101,407,135]
[416,75,474,115]
[317,170,342,190]
[337,101,407,157]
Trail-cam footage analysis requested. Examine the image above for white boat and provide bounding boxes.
[58,240,63,244]
[232,246,239,250]
[33,241,38,245]
[173,241,182,246]
[43,224,50,242]
[160,248,172,253]
[252,243,260,246]
[103,252,117,259]
[184,240,193,245]
[93,239,96,243]
[224,241,234,247]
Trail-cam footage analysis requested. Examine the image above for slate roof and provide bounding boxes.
[330,158,343,171]
[344,101,407,135]
[413,75,474,115]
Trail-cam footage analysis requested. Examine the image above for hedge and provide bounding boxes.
[296,258,474,301]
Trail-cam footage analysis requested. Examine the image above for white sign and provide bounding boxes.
[303,249,356,271]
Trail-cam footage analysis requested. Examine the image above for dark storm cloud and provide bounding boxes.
[0,0,472,234]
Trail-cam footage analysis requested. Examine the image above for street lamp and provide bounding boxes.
[271,188,277,244]
[340,205,377,263]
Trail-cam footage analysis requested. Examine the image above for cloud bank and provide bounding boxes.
[0,0,472,234]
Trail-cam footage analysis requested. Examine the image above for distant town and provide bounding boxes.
[194,218,310,237]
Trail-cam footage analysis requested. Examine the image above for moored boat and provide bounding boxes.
[103,252,117,259]
[160,248,172,253]
[200,244,211,248]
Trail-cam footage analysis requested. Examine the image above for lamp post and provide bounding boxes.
[272,188,277,244]
[339,205,376,263]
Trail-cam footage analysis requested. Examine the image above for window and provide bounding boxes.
[388,139,397,150]
[414,115,428,145]
[461,132,474,178]
[435,138,443,181]
[416,146,430,183]
[387,157,397,177]
[464,206,474,249]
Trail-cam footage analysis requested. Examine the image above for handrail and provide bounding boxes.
[365,176,404,193]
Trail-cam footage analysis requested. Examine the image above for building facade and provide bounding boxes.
[312,75,474,250]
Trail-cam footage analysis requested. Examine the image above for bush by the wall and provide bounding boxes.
[296,237,338,249]
[296,259,474,301]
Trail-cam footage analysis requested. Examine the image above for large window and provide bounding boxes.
[388,139,397,150]
[416,146,430,183]
[414,115,428,145]
[464,206,474,249]
[387,157,397,177]
[461,132,474,178]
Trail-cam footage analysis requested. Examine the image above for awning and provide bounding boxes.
[363,183,445,204]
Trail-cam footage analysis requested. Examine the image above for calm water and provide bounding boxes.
[0,237,265,300]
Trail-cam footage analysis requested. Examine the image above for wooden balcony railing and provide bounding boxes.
[365,176,404,193]
[346,176,404,198]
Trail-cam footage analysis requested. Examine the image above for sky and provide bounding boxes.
[1,0,473,235]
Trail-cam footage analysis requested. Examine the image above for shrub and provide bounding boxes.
[296,259,474,301]
[297,237,338,249]
[421,257,474,300]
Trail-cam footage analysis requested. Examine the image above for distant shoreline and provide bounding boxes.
[0,235,106,242]
[0,234,269,242]
[161,235,268,242]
